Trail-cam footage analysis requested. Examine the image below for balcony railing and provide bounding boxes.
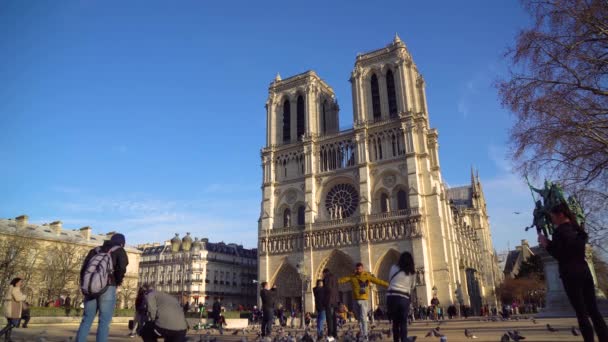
[367,208,420,222]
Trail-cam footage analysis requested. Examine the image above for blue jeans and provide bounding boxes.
[316,310,326,337]
[76,286,117,342]
[354,299,369,337]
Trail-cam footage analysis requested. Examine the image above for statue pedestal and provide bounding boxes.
[536,247,608,317]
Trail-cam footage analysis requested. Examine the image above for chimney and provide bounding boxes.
[50,221,62,234]
[15,215,28,229]
[79,226,92,241]
[521,239,529,247]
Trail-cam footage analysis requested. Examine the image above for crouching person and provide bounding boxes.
[140,285,188,342]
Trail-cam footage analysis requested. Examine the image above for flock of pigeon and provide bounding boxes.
[24,317,583,341]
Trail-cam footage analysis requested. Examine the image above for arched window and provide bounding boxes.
[297,96,305,141]
[283,208,291,227]
[386,70,398,117]
[282,100,291,143]
[322,100,327,134]
[297,205,305,225]
[371,74,381,120]
[397,190,408,210]
[380,193,389,213]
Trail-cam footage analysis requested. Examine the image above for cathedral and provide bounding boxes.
[257,35,502,315]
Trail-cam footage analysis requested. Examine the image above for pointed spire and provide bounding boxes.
[393,32,402,44]
[470,165,476,187]
[274,72,282,82]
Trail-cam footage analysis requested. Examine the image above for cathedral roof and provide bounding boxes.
[447,185,474,209]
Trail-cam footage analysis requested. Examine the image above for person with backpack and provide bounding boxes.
[75,233,129,342]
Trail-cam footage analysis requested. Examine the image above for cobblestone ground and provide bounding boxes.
[6,317,599,341]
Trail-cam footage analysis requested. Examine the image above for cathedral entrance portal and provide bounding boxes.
[318,250,355,310]
[272,263,302,311]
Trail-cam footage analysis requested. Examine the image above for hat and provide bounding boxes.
[110,233,126,246]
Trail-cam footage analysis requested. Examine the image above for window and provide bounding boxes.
[380,193,389,213]
[283,208,291,227]
[297,96,305,141]
[297,205,305,225]
[371,74,381,119]
[282,100,291,143]
[397,190,408,210]
[386,70,398,117]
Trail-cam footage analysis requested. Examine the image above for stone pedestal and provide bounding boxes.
[536,246,608,318]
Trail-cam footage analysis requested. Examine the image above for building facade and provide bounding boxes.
[137,233,257,309]
[258,36,500,314]
[0,215,141,308]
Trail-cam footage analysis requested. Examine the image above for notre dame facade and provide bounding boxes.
[257,35,502,315]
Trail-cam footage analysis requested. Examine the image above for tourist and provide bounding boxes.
[75,233,129,342]
[1,277,27,340]
[140,285,188,342]
[18,301,31,328]
[313,279,326,338]
[64,294,72,317]
[339,262,389,339]
[212,298,223,334]
[322,268,339,340]
[386,251,416,342]
[538,203,608,342]
[260,281,276,337]
[128,287,147,338]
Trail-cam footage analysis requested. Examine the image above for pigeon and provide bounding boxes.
[439,336,447,342]
[546,323,558,332]
[507,330,526,341]
[571,326,580,336]
[425,326,442,337]
[408,336,417,342]
[531,318,537,324]
[233,330,240,335]
[500,333,510,342]
[464,328,478,339]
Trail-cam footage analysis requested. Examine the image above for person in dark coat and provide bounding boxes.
[75,233,129,342]
[212,298,223,334]
[260,282,276,337]
[322,268,339,339]
[313,279,326,338]
[64,295,72,317]
[539,203,608,342]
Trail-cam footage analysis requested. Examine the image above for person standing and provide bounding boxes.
[539,203,608,342]
[386,252,416,342]
[339,262,389,339]
[64,294,72,317]
[322,268,339,340]
[212,298,223,334]
[313,279,326,339]
[259,282,276,337]
[1,278,26,341]
[140,285,189,342]
[75,233,129,342]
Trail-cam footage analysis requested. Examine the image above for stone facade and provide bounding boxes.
[258,36,500,315]
[0,215,141,308]
[137,234,257,310]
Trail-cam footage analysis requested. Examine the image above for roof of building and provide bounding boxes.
[138,240,257,258]
[0,217,140,253]
[447,185,473,209]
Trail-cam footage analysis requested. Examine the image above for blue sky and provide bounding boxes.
[1,0,537,252]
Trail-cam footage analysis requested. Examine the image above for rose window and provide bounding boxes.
[325,184,359,219]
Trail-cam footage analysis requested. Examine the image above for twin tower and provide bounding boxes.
[258,35,500,315]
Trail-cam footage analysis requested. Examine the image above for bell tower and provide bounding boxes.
[265,71,339,147]
[350,34,430,125]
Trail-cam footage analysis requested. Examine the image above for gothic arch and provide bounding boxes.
[271,261,302,310]
[372,187,391,214]
[374,249,401,311]
[316,249,355,294]
[281,97,291,143]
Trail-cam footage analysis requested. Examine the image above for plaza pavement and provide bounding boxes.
[7,316,595,341]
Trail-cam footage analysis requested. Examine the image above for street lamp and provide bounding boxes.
[170,233,193,305]
[296,262,310,329]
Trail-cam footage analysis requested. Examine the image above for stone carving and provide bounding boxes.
[415,267,425,286]
[383,175,396,188]
[274,189,281,196]
[286,190,297,204]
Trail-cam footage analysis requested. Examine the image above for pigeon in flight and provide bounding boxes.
[546,323,558,332]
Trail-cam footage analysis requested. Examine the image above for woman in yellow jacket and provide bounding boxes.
[339,263,388,339]
[1,277,27,341]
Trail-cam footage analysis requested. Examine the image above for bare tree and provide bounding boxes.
[39,241,86,303]
[498,0,608,245]
[118,278,139,309]
[0,232,41,297]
